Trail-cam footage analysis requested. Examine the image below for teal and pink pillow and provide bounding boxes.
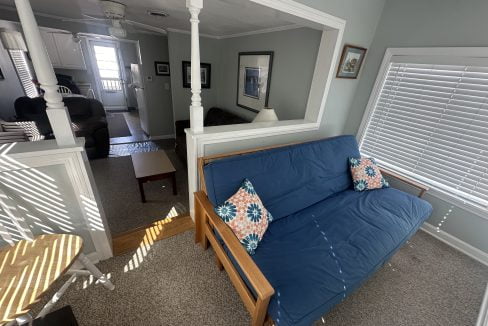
[349,157,389,191]
[214,179,272,255]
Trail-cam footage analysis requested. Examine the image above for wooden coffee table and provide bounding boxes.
[131,150,177,203]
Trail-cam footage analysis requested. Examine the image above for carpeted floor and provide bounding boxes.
[32,230,488,326]
[91,148,188,235]
[107,113,132,138]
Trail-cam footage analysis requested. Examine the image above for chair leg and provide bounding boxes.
[77,253,115,290]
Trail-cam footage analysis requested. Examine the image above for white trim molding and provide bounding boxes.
[185,0,346,219]
[149,134,175,140]
[477,283,488,326]
[421,222,488,267]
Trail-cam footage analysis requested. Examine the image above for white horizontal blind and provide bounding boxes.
[9,49,38,98]
[360,60,488,207]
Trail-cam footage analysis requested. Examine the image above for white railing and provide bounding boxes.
[101,78,122,91]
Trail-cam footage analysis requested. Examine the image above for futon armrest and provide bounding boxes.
[194,191,275,301]
[380,168,429,197]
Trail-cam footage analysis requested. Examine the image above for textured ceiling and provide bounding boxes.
[0,0,302,36]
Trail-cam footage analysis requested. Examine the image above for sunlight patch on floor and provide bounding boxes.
[123,206,179,273]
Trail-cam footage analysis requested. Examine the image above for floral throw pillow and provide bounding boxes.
[349,157,389,191]
[214,179,272,255]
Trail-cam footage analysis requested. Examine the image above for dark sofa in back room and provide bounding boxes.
[174,107,250,165]
[15,96,110,159]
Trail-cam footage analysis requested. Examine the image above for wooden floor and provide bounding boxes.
[112,215,194,256]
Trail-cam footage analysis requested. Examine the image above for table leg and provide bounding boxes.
[172,173,177,195]
[138,179,146,203]
[12,313,32,326]
[77,253,115,290]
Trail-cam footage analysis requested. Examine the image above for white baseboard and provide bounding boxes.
[421,222,488,267]
[477,283,488,326]
[149,134,175,140]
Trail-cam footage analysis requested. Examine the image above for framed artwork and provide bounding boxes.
[154,61,170,76]
[336,45,367,79]
[236,51,273,113]
[182,61,211,88]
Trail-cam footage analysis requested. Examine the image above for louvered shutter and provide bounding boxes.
[359,57,488,207]
[9,49,38,98]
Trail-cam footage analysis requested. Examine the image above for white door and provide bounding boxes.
[89,40,127,110]
[131,63,149,134]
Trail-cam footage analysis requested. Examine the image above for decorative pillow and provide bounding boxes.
[214,179,272,255]
[349,157,389,191]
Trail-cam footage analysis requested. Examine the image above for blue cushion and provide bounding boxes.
[204,135,361,221]
[250,188,432,326]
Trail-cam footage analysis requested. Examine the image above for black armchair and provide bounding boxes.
[174,107,250,165]
[14,96,109,159]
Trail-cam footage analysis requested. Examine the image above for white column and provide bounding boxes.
[14,0,76,146]
[186,0,204,133]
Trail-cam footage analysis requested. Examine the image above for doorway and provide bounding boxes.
[89,40,127,111]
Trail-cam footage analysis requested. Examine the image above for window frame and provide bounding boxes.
[357,47,488,218]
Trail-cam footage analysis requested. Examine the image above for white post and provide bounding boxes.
[14,0,76,146]
[186,0,204,133]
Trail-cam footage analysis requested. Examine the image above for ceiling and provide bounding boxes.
[0,0,306,37]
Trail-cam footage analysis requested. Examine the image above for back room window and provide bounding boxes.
[358,50,488,209]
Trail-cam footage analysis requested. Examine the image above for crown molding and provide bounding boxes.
[166,27,219,39]
[167,24,303,40]
[219,24,302,39]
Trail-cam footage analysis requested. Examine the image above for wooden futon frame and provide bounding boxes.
[194,141,429,326]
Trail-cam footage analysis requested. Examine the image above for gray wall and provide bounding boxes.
[0,20,28,120]
[0,9,174,137]
[218,28,321,121]
[167,28,321,123]
[343,0,488,254]
[167,31,221,122]
[137,33,174,136]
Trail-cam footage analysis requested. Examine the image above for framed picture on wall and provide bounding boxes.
[336,45,367,79]
[154,61,170,76]
[182,61,211,88]
[236,51,273,113]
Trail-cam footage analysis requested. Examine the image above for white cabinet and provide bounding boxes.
[40,31,61,67]
[40,31,86,70]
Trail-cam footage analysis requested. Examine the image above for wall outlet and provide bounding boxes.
[146,76,153,82]
[164,83,170,90]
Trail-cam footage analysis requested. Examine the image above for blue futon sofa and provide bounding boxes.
[195,135,433,326]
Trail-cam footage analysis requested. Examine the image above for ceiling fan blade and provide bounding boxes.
[124,19,166,34]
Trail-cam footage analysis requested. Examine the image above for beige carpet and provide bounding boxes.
[31,230,488,326]
[90,149,189,235]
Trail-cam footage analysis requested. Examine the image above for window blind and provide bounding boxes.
[9,49,38,98]
[359,60,488,207]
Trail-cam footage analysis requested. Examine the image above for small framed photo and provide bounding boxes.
[154,61,170,76]
[237,51,274,113]
[336,45,367,79]
[182,61,211,88]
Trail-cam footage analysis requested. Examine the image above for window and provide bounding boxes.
[359,49,488,208]
[93,45,122,91]
[9,49,38,98]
